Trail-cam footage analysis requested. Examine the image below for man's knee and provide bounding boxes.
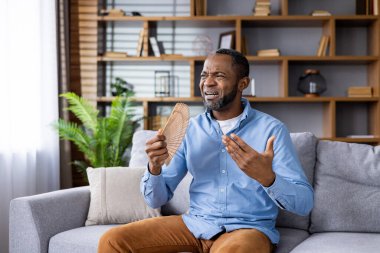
[98,227,130,253]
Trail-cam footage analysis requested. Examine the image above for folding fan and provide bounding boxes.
[162,103,190,165]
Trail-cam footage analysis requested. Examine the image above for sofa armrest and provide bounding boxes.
[9,186,90,253]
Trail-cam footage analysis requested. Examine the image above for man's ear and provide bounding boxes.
[238,77,250,92]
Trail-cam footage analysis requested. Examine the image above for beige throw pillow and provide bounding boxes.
[85,166,161,226]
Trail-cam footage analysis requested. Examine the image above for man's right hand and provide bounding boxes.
[145,129,169,175]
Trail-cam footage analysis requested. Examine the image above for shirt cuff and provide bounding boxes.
[263,174,289,209]
[142,166,164,188]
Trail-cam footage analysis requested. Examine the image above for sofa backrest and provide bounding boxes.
[130,130,317,229]
[310,141,380,233]
[275,132,317,230]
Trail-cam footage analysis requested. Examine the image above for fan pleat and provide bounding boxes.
[162,103,190,165]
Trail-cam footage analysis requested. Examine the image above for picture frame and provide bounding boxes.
[218,31,235,49]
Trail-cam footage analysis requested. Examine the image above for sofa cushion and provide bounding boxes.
[276,132,317,230]
[289,232,380,253]
[129,130,156,167]
[48,225,117,253]
[86,167,161,226]
[310,141,380,233]
[275,228,309,253]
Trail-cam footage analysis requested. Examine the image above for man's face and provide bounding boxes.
[199,54,239,111]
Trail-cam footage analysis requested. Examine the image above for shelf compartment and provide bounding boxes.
[288,61,373,97]
[246,62,283,97]
[98,61,191,98]
[251,102,328,138]
[335,101,379,138]
[335,18,379,56]
[206,0,283,16]
[241,19,331,56]
[287,0,358,16]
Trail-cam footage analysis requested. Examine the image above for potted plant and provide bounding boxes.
[111,77,134,97]
[53,91,139,179]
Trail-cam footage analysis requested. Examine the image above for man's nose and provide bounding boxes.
[203,75,216,86]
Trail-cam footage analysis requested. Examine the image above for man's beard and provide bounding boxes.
[203,84,238,111]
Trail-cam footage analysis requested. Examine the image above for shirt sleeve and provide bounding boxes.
[140,139,188,209]
[263,124,314,216]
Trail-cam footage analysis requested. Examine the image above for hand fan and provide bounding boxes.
[162,103,190,165]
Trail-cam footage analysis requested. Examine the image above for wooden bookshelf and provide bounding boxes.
[73,0,380,145]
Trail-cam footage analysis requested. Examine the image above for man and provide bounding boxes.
[98,49,314,253]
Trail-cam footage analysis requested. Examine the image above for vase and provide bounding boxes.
[297,69,327,97]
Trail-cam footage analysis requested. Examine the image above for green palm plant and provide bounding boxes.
[54,92,138,177]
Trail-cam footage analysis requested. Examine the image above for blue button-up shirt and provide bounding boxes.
[141,98,314,244]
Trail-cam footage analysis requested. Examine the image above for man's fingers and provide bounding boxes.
[146,129,166,145]
[265,136,275,155]
[147,147,168,158]
[230,134,252,153]
[222,135,243,153]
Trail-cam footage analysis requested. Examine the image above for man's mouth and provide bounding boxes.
[204,91,219,100]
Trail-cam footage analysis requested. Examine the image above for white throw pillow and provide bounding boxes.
[85,166,161,226]
[129,130,157,167]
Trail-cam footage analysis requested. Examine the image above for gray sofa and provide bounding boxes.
[10,131,380,253]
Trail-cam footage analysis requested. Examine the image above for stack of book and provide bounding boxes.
[103,51,128,58]
[347,86,373,97]
[253,0,271,16]
[257,48,280,57]
[311,10,332,16]
[100,9,125,17]
[316,35,330,56]
[356,0,379,15]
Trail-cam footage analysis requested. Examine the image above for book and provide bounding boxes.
[149,37,161,57]
[317,36,327,56]
[142,22,149,57]
[195,0,207,16]
[257,49,280,56]
[253,0,271,16]
[322,36,330,56]
[136,29,144,56]
[375,0,379,15]
[356,0,367,14]
[104,51,127,58]
[311,10,332,16]
[347,86,373,97]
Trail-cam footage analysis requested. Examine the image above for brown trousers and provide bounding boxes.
[98,215,274,253]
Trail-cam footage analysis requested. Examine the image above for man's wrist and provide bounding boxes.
[148,162,162,175]
[261,172,276,187]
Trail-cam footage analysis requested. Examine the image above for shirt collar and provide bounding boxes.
[205,97,253,130]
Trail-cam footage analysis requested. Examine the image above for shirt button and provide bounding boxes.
[221,149,225,152]
[221,170,226,174]
[220,188,225,192]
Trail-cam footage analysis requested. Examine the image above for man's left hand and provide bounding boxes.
[222,134,276,187]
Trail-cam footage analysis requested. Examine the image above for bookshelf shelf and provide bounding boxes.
[75,0,380,144]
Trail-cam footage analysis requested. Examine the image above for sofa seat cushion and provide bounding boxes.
[311,141,380,233]
[49,225,117,253]
[290,232,380,253]
[275,228,310,253]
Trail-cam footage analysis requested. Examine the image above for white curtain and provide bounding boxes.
[0,1,60,252]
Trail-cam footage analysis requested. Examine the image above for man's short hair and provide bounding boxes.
[215,48,250,80]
